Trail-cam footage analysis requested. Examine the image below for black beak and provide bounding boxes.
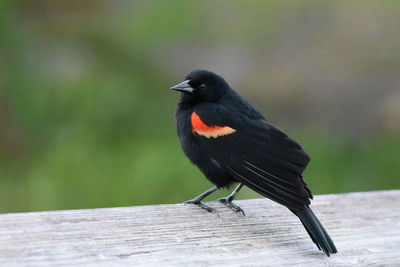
[170,80,193,93]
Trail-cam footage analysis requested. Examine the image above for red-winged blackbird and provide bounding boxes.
[171,69,337,256]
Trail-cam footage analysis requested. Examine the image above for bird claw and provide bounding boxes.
[184,199,216,213]
[218,197,245,216]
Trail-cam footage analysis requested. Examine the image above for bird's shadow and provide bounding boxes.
[189,200,330,259]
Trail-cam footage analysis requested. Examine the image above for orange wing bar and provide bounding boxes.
[191,112,236,138]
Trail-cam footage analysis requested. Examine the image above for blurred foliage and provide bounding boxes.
[0,0,399,212]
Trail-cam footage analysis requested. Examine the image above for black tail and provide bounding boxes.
[292,206,337,256]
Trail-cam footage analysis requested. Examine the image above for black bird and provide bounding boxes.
[170,69,337,256]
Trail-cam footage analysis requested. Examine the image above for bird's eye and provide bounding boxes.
[199,84,206,90]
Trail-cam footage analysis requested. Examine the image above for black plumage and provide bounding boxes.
[171,69,337,256]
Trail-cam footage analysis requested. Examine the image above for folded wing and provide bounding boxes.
[192,105,312,210]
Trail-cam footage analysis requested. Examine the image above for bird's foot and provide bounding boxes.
[218,197,245,216]
[184,199,216,213]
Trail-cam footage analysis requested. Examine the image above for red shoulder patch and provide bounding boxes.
[191,112,236,138]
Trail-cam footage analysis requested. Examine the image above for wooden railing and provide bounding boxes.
[1,190,399,266]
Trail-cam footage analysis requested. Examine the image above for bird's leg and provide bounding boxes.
[219,183,245,216]
[184,186,218,212]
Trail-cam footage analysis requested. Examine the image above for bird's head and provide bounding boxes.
[170,70,231,104]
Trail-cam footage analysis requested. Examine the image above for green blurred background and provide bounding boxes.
[1,1,399,213]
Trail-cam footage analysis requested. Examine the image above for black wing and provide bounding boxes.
[193,104,312,210]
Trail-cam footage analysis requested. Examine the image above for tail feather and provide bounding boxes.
[292,206,337,256]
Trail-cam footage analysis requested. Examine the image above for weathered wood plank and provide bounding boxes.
[0,190,399,266]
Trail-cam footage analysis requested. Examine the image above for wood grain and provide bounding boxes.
[0,190,399,266]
